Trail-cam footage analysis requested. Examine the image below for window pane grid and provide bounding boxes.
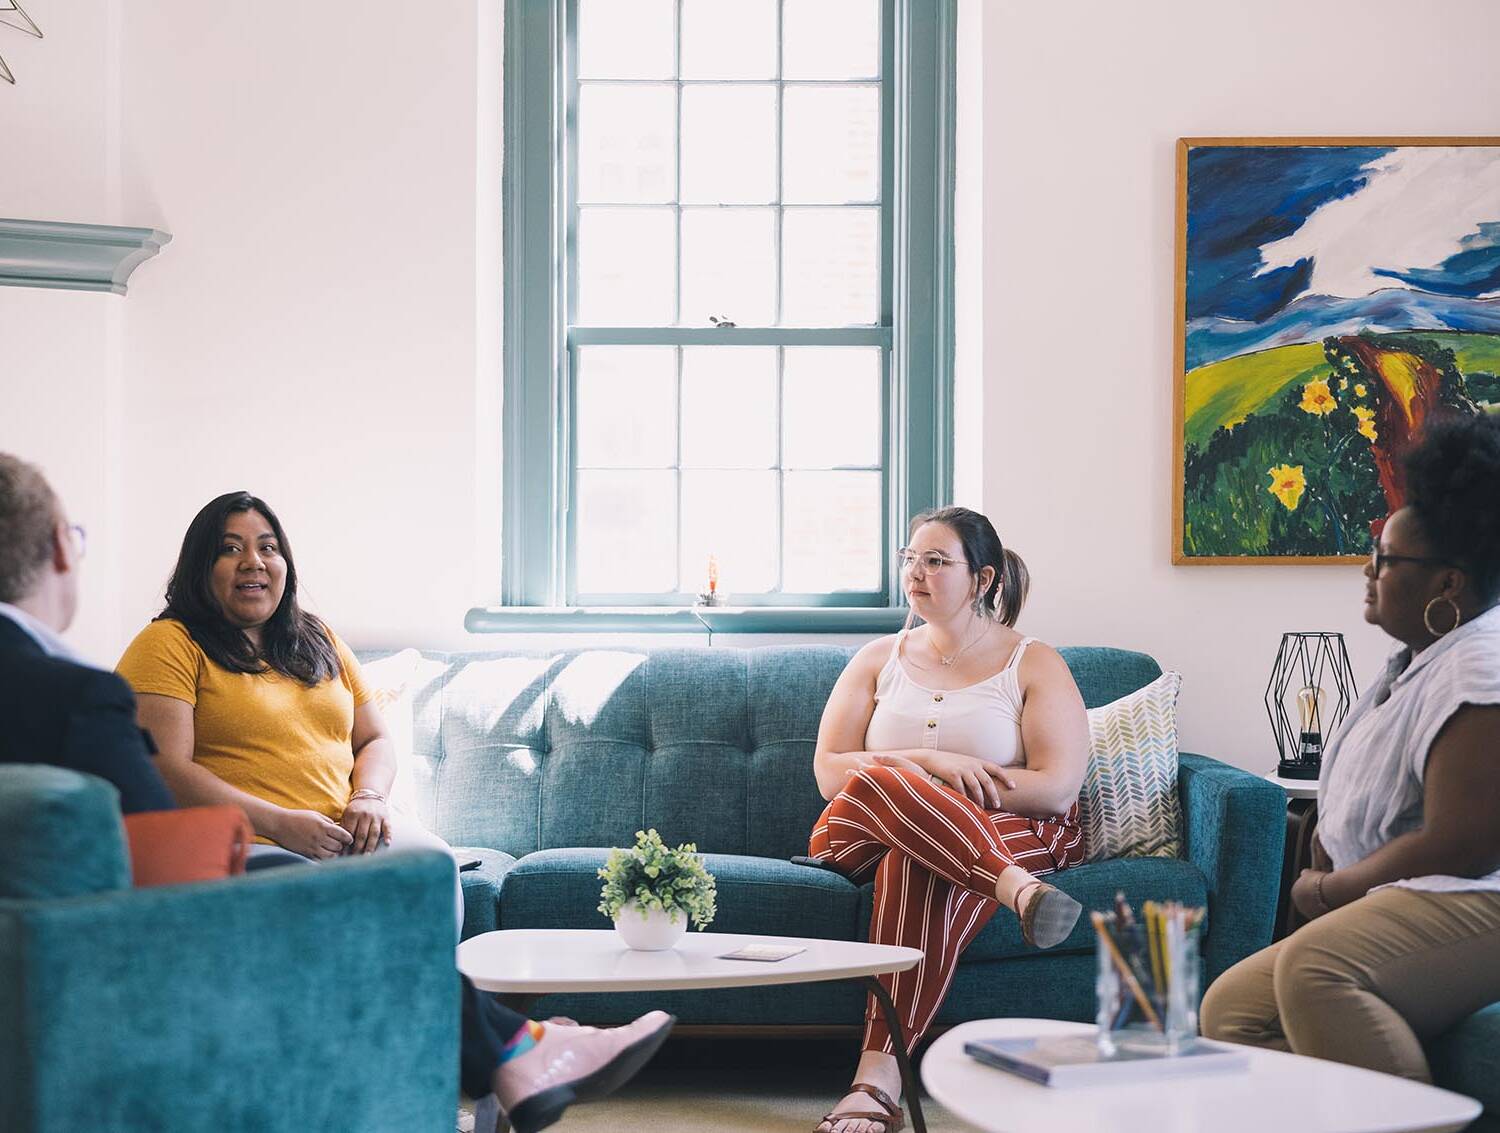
[567,0,893,604]
[572,344,884,599]
[572,2,884,329]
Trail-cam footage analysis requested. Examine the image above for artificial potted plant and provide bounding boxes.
[597,828,717,951]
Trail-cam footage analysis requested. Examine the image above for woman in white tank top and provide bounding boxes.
[807,507,1090,1133]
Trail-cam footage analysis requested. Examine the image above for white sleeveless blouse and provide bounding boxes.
[863,631,1033,768]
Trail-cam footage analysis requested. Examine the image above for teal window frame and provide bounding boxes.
[491,0,954,630]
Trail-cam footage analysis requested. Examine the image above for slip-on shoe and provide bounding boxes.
[489,1010,676,1133]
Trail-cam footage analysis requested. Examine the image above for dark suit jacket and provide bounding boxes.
[0,614,175,813]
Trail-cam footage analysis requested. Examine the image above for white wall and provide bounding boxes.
[7,0,1500,770]
[979,0,1500,768]
[115,1,505,649]
[0,0,125,660]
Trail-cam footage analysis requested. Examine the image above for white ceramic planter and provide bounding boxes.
[613,901,688,951]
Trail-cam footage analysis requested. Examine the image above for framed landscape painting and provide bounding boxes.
[1174,137,1500,564]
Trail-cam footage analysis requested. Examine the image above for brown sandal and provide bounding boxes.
[1014,878,1083,950]
[816,1083,906,1133]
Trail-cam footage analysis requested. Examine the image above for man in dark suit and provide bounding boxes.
[0,453,173,812]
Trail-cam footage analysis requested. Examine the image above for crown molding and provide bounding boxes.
[0,218,171,295]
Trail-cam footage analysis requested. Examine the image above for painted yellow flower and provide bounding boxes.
[1353,405,1378,442]
[1267,464,1307,511]
[1336,378,1348,391]
[1355,383,1368,397]
[1299,379,1338,417]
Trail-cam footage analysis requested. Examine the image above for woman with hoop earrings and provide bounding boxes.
[1203,415,1500,1084]
[808,506,1090,1133]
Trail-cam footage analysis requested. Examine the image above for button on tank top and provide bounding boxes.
[863,630,1033,768]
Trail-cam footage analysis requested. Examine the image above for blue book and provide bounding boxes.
[963,1034,1249,1087]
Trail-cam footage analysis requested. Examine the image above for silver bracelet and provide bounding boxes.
[349,788,387,803]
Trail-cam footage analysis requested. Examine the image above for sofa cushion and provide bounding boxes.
[1079,671,1185,862]
[919,856,1209,962]
[499,848,862,940]
[418,649,847,861]
[453,846,519,939]
[0,764,131,899]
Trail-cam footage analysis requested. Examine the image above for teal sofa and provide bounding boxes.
[394,645,1286,1028]
[0,763,459,1133]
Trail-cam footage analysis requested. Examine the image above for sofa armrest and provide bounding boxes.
[0,850,459,1133]
[1177,752,1286,984]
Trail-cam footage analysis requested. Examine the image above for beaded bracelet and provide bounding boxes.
[1314,871,1331,914]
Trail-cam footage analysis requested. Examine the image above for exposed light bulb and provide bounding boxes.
[1296,686,1324,736]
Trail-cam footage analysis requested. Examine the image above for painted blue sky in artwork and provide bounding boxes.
[1184,145,1500,368]
[1186,146,1390,323]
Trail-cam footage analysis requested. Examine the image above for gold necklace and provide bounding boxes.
[908,618,991,671]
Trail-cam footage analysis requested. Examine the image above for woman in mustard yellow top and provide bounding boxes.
[118,491,455,876]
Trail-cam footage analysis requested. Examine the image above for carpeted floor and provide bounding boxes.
[460,1036,972,1132]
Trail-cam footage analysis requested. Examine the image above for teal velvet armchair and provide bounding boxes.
[0,764,459,1133]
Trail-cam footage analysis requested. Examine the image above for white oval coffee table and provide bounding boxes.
[922,1018,1481,1133]
[459,930,927,1128]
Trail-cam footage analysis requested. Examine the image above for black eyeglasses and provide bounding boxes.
[1369,547,1449,578]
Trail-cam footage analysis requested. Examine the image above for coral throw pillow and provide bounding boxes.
[123,805,252,887]
[1078,671,1185,862]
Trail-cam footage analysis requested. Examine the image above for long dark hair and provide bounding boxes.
[158,491,339,686]
[909,506,1030,627]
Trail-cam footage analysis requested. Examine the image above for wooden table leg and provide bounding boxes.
[860,975,927,1133]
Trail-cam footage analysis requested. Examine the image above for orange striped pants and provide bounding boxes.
[809,765,1085,1054]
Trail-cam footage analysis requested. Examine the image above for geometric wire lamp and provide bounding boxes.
[1264,632,1358,780]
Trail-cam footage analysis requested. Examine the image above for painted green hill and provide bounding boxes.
[1185,332,1500,447]
[1184,342,1327,448]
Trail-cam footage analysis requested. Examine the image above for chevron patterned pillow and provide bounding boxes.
[1078,670,1184,863]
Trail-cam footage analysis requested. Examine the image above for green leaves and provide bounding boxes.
[597,828,718,930]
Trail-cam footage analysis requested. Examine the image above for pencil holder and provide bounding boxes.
[1094,907,1202,1057]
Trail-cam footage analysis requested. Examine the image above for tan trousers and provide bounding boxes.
[1201,886,1500,1082]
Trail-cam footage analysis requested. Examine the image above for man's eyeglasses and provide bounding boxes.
[897,548,967,573]
[1369,547,1448,578]
[67,524,87,559]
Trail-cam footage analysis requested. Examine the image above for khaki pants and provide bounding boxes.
[1201,886,1500,1082]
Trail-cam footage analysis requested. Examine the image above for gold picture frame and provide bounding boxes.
[1173,136,1500,565]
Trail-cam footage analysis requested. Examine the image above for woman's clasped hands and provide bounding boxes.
[849,750,1017,810]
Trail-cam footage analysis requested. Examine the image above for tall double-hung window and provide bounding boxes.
[499,0,955,622]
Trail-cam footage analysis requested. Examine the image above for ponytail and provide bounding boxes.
[994,547,1029,627]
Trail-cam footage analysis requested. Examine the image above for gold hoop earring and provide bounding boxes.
[1423,595,1461,638]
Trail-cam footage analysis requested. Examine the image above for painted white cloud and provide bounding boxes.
[1254,147,1500,300]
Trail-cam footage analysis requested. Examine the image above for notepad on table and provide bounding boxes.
[718,944,806,962]
[964,1034,1248,1087]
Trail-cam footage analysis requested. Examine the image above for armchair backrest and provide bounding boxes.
[0,764,131,900]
